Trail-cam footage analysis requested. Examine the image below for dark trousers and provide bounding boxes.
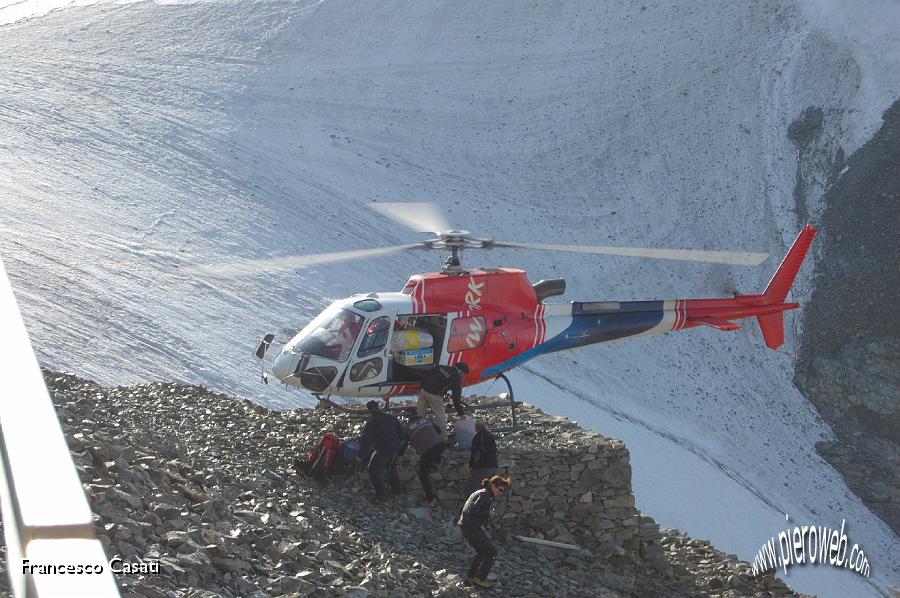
[462,526,496,580]
[418,441,446,502]
[368,449,401,498]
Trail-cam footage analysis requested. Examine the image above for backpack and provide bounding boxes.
[340,437,360,464]
[305,432,342,479]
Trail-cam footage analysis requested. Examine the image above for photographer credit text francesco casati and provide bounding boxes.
[752,518,870,578]
[22,556,159,575]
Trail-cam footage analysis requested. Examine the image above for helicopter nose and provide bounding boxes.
[271,351,294,381]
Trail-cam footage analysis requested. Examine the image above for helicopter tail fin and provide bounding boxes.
[762,224,817,303]
[752,224,816,349]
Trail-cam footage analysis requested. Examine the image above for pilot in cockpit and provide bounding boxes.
[335,311,362,360]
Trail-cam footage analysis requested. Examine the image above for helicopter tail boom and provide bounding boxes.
[483,226,816,376]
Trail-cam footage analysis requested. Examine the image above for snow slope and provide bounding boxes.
[1,1,898,595]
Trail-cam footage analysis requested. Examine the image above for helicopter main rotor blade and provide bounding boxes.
[368,202,450,233]
[491,241,769,266]
[191,243,424,278]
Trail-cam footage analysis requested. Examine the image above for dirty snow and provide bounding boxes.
[1,1,898,595]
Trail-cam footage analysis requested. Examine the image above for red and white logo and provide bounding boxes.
[465,277,484,310]
[466,316,485,348]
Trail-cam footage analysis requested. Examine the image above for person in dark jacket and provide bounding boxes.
[457,475,511,588]
[417,363,469,433]
[465,419,499,494]
[359,400,403,501]
[399,410,446,507]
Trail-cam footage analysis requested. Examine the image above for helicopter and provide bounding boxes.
[205,203,816,402]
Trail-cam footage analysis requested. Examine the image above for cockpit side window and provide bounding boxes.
[357,316,391,358]
[296,308,364,362]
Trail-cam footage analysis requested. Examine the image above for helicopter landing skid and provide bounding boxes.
[314,395,416,415]
[313,373,523,432]
[480,373,522,432]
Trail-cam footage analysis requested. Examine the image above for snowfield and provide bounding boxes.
[2,1,898,595]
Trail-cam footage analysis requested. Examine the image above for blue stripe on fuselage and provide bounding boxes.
[483,301,665,377]
[483,344,547,377]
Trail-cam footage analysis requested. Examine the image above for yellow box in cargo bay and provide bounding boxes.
[400,348,434,366]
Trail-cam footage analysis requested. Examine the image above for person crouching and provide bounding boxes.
[358,400,403,502]
[457,475,512,588]
[417,362,469,434]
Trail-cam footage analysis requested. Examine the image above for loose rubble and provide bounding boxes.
[0,371,797,597]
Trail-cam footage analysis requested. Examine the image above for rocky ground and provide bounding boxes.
[794,98,900,536]
[0,371,798,597]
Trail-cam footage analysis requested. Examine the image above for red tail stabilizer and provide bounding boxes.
[690,316,742,331]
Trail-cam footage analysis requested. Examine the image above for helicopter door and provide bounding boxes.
[343,316,392,391]
[387,314,445,382]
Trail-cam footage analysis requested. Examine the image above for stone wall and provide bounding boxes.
[432,399,667,572]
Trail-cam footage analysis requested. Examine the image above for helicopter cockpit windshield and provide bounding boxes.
[295,307,364,362]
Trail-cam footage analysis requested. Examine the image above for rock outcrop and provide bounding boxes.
[795,99,900,535]
[0,371,797,597]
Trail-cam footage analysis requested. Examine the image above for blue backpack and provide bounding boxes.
[336,437,364,472]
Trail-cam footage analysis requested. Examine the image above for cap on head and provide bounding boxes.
[366,400,380,412]
[456,362,470,375]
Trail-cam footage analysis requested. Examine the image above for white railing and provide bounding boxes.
[0,257,119,597]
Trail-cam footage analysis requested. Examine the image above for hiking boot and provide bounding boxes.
[472,578,493,588]
[463,578,476,587]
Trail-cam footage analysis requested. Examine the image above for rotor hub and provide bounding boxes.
[420,230,496,274]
